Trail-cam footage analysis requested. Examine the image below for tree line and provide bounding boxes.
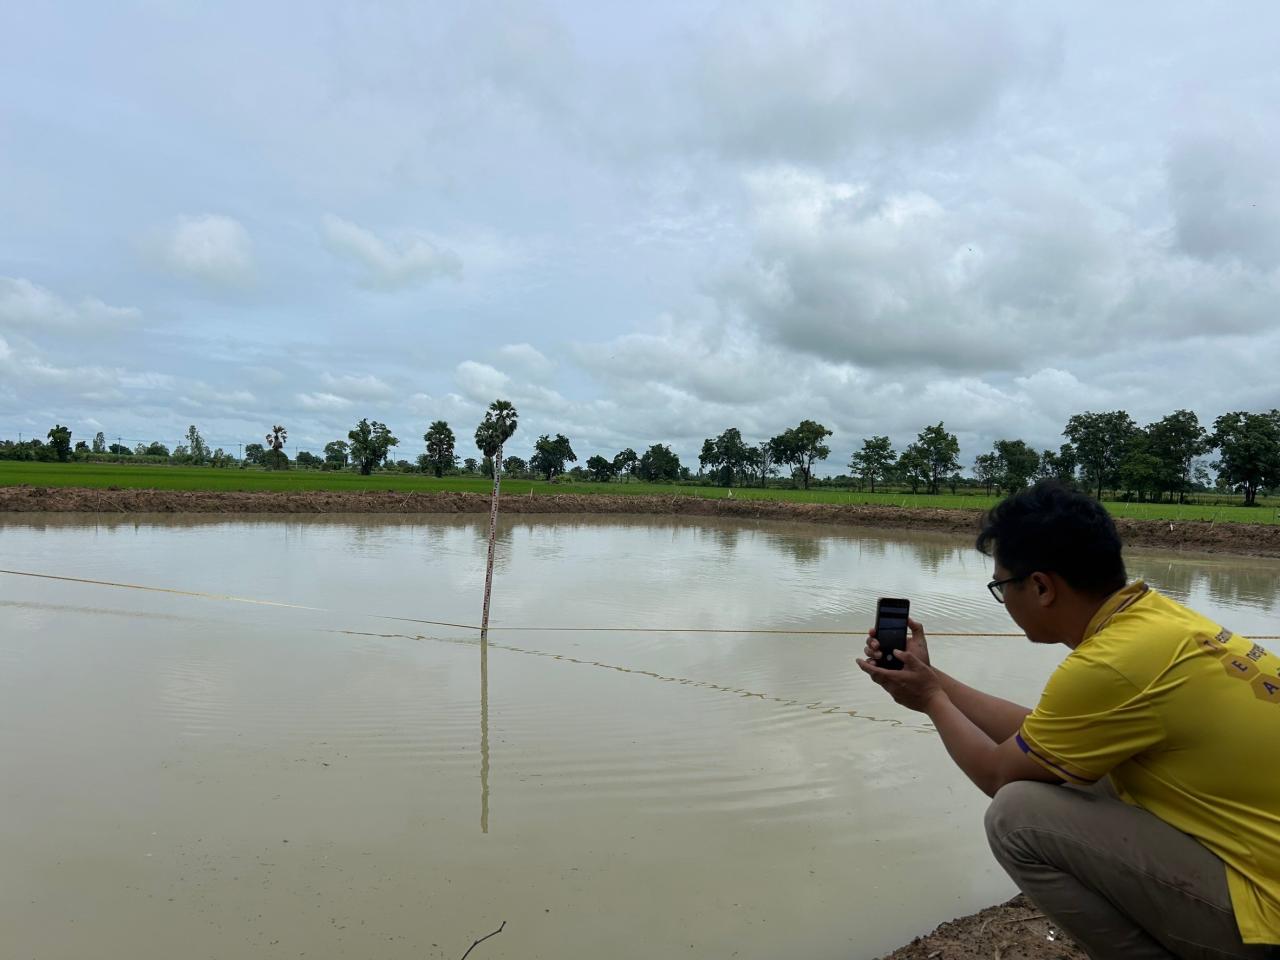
[843,409,1280,506]
[3,406,1278,504]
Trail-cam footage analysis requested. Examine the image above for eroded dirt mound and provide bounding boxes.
[877,894,1086,960]
[3,485,1279,557]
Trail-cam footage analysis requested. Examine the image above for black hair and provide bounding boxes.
[976,481,1126,597]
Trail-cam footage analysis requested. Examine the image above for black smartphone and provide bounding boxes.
[875,597,911,670]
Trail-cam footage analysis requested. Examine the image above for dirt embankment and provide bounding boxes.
[875,894,1086,960]
[4,485,1280,557]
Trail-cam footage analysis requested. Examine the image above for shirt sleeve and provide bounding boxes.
[1018,655,1165,785]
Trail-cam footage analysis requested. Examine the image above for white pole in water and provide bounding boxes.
[480,444,503,639]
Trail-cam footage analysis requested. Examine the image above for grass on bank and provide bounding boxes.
[2,460,1278,525]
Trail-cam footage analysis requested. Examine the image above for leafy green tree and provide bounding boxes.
[463,457,478,473]
[973,452,1000,495]
[637,443,682,482]
[1119,432,1162,501]
[243,442,266,465]
[185,425,210,465]
[698,438,717,481]
[530,433,577,480]
[896,444,929,494]
[46,425,72,462]
[768,420,832,490]
[914,422,960,495]
[1192,459,1213,491]
[699,427,753,486]
[92,431,106,454]
[750,441,777,487]
[422,420,458,478]
[294,451,323,468]
[108,443,132,456]
[586,454,616,482]
[348,419,399,475]
[74,440,89,454]
[991,439,1040,494]
[1211,410,1280,506]
[849,436,897,493]
[1146,410,1209,503]
[1037,444,1078,484]
[502,455,527,477]
[1064,411,1138,499]
[324,440,349,469]
[613,448,639,481]
[145,441,170,458]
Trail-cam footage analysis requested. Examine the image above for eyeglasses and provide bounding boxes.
[987,575,1028,603]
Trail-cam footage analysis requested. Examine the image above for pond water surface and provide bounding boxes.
[2,515,1278,959]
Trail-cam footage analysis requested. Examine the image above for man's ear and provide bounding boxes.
[1030,571,1057,607]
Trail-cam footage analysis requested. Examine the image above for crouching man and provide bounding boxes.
[858,481,1280,959]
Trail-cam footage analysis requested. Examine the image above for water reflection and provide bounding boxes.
[908,540,965,573]
[765,532,823,564]
[3,515,1279,960]
[1129,552,1280,615]
[480,634,490,834]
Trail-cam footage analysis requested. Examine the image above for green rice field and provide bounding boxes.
[1,461,1277,524]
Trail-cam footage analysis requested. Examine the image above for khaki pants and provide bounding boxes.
[985,780,1278,960]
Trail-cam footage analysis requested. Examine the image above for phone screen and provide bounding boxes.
[876,598,910,669]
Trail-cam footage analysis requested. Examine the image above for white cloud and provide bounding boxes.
[161,215,254,287]
[118,372,176,390]
[319,371,395,399]
[242,365,287,385]
[455,360,511,403]
[686,1,1050,163]
[296,392,353,411]
[0,277,142,331]
[321,215,462,289]
[717,159,1280,374]
[497,342,554,379]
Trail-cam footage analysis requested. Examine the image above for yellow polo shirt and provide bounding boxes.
[1017,581,1280,945]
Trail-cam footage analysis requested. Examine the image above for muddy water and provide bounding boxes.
[2,515,1277,960]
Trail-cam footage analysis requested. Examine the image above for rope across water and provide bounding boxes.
[2,567,1278,639]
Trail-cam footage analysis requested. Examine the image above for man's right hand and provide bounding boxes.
[864,617,931,667]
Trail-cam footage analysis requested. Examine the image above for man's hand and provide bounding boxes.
[863,617,931,667]
[857,618,943,713]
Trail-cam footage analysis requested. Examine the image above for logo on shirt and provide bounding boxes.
[1195,629,1280,704]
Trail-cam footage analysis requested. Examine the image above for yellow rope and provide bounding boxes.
[0,568,478,631]
[2,567,1278,639]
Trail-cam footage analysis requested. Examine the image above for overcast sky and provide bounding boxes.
[3,1,1279,472]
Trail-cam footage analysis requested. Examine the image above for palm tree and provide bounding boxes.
[474,401,517,460]
[266,424,287,452]
[264,424,288,469]
[475,400,518,638]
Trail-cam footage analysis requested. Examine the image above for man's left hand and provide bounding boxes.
[856,648,945,713]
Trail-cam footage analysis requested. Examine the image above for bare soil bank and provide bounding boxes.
[876,894,1086,960]
[4,484,1280,557]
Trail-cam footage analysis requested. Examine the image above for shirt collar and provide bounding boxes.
[1081,580,1149,643]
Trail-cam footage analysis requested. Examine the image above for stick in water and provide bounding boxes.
[459,920,506,960]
